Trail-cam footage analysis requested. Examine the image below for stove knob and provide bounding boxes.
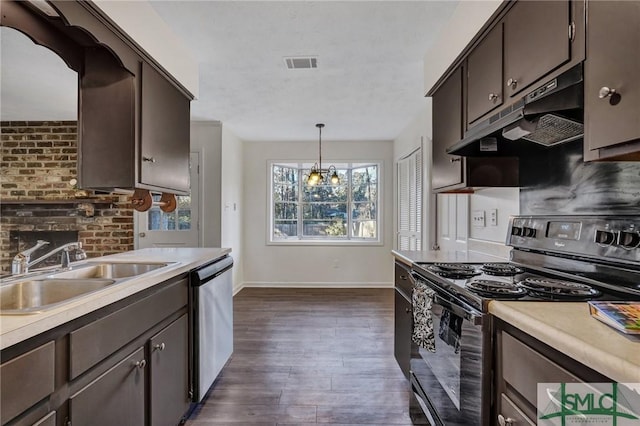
[511,226,523,236]
[617,231,640,249]
[522,227,537,238]
[594,229,616,246]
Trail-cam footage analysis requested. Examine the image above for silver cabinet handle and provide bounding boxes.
[598,86,616,98]
[135,359,146,369]
[142,156,156,163]
[507,78,517,89]
[498,414,514,426]
[154,343,166,351]
[488,93,500,101]
[450,157,461,163]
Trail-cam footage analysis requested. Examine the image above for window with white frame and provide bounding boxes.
[270,162,380,243]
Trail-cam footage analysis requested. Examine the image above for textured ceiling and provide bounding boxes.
[1,1,458,142]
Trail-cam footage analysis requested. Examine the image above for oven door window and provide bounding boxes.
[422,303,462,409]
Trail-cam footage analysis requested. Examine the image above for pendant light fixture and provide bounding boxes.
[307,123,340,186]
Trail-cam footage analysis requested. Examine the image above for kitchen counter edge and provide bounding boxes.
[0,247,231,351]
[489,301,640,383]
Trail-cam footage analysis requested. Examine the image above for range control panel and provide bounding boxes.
[507,216,640,263]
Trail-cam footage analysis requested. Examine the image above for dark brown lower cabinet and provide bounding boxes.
[494,320,611,425]
[0,275,191,426]
[70,347,146,426]
[394,289,412,379]
[150,314,190,426]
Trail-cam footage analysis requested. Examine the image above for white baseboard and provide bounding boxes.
[239,281,392,290]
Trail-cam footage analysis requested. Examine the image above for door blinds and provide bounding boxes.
[397,147,422,251]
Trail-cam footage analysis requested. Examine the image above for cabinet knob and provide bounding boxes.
[498,414,514,426]
[135,359,146,369]
[139,232,146,238]
[154,342,166,351]
[488,93,500,101]
[405,308,411,313]
[450,157,461,163]
[507,78,518,89]
[142,156,157,163]
[598,86,616,99]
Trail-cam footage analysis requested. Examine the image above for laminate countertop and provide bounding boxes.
[0,247,231,350]
[489,301,640,383]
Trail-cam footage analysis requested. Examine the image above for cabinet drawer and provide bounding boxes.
[0,341,55,424]
[502,331,580,405]
[498,394,535,426]
[395,262,413,298]
[70,347,145,426]
[70,278,187,379]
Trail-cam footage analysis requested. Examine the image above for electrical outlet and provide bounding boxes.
[472,210,486,227]
[489,209,498,226]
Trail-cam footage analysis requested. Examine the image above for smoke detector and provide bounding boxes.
[284,56,318,69]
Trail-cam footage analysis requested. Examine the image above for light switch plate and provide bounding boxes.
[472,210,486,227]
[489,209,498,226]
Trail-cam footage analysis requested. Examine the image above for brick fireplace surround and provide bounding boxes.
[1,121,134,274]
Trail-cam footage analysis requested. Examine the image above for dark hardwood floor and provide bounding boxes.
[186,287,414,425]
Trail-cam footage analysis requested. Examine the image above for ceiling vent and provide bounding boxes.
[284,56,318,70]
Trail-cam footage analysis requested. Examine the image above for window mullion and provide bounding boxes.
[297,166,303,239]
[347,166,352,240]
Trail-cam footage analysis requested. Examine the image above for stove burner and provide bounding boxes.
[481,263,524,276]
[518,277,602,300]
[427,263,480,279]
[467,279,526,298]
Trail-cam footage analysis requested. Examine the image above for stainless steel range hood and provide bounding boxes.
[447,64,584,156]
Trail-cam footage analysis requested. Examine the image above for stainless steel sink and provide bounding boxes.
[0,278,116,314]
[52,262,169,280]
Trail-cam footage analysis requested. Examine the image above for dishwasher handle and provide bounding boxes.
[191,256,233,286]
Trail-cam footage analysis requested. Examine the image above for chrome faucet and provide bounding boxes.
[11,241,87,275]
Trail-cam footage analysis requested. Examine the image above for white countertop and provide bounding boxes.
[392,249,507,266]
[489,301,640,383]
[0,247,231,350]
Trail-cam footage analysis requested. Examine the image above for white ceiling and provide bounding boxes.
[1,1,459,142]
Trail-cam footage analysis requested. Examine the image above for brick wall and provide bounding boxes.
[1,121,134,273]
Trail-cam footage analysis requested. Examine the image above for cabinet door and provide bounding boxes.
[504,0,571,97]
[585,1,640,151]
[149,314,190,426]
[467,24,503,124]
[432,67,463,190]
[394,289,412,379]
[70,347,145,426]
[140,62,191,193]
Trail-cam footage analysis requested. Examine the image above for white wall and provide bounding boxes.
[190,121,222,247]
[392,101,435,250]
[242,139,395,287]
[221,126,244,293]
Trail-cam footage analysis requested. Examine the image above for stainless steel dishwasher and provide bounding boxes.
[190,255,234,402]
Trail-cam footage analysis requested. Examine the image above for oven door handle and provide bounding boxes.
[432,294,483,325]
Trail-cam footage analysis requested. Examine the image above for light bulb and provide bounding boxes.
[330,171,339,185]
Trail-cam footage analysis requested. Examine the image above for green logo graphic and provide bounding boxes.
[538,383,640,426]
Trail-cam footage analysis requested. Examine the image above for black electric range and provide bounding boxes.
[406,215,640,426]
[412,215,640,313]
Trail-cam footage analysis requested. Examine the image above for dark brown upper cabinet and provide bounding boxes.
[432,67,464,191]
[466,23,503,125]
[584,1,640,161]
[1,0,193,196]
[431,67,519,193]
[503,0,572,98]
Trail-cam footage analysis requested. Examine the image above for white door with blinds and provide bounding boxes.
[397,147,422,251]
